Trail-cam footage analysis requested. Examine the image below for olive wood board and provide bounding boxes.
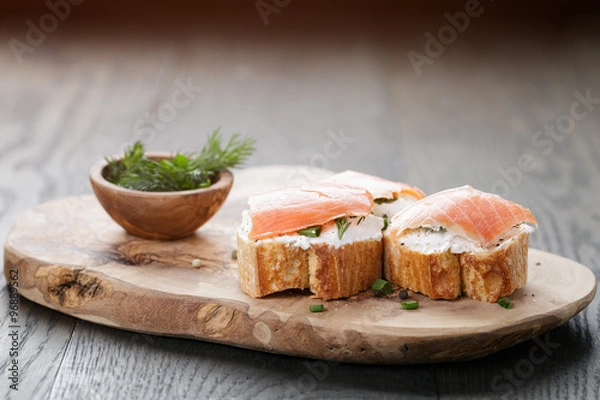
[3,166,597,364]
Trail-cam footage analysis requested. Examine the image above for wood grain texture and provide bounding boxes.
[1,1,600,398]
[4,166,596,365]
[0,285,77,400]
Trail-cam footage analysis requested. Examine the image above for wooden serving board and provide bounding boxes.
[4,166,597,364]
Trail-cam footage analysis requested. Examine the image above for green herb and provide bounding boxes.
[372,278,393,295]
[401,300,419,310]
[357,216,366,225]
[498,297,512,309]
[231,249,237,260]
[335,217,351,240]
[374,197,397,204]
[382,216,389,231]
[310,304,325,312]
[106,128,256,192]
[298,226,322,238]
[424,226,447,233]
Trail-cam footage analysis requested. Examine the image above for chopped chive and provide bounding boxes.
[298,225,322,238]
[372,278,393,295]
[310,304,324,312]
[374,197,398,204]
[382,216,389,231]
[335,217,350,240]
[401,300,419,310]
[231,249,237,260]
[498,297,512,309]
[357,216,366,225]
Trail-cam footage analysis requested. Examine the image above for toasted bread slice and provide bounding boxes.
[237,213,383,300]
[383,226,531,302]
[383,236,462,299]
[237,234,309,298]
[459,230,529,302]
[307,240,382,300]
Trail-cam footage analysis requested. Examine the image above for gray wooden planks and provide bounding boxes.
[47,321,438,400]
[0,288,77,400]
[389,12,600,400]
[1,1,599,399]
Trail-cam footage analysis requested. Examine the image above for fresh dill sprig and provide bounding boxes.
[105,128,256,192]
[190,129,256,172]
[335,216,351,240]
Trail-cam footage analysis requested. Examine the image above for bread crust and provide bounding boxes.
[383,230,530,302]
[237,235,309,298]
[310,240,382,300]
[460,231,529,302]
[237,234,382,300]
[383,235,462,299]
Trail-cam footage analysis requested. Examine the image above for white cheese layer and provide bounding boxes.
[372,197,417,218]
[238,211,384,250]
[396,224,535,254]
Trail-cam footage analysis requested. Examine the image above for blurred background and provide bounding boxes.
[1,2,600,398]
[1,0,599,249]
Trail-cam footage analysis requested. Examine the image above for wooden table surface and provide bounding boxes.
[1,1,599,399]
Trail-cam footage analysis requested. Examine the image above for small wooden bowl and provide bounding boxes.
[89,152,234,240]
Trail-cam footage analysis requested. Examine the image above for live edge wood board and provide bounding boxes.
[3,166,597,364]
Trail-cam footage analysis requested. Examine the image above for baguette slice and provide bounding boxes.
[237,234,309,298]
[383,234,462,299]
[385,185,536,303]
[237,213,383,300]
[459,229,529,302]
[322,170,426,218]
[384,226,531,302]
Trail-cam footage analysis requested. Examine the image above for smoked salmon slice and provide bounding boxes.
[323,170,426,201]
[248,183,373,240]
[389,185,537,245]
